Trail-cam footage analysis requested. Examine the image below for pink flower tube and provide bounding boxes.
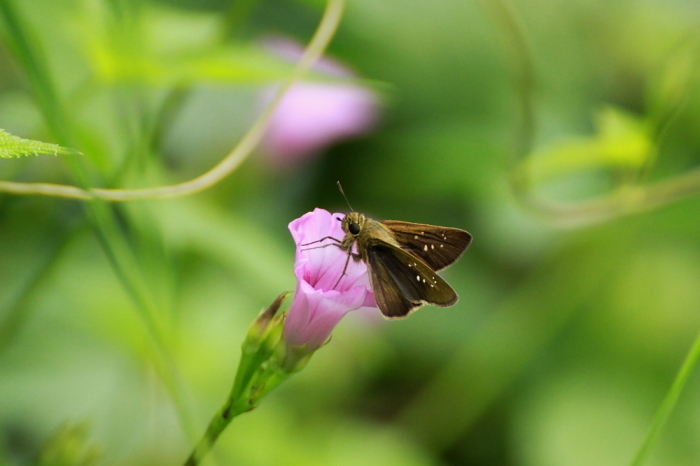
[284,209,376,352]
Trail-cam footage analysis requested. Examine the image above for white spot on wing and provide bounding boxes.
[423,245,428,251]
[431,244,434,249]
[416,275,420,281]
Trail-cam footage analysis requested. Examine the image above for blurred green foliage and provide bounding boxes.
[1,0,700,465]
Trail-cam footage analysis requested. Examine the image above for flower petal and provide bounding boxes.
[284,208,376,352]
[260,37,380,166]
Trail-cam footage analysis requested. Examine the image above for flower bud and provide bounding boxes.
[244,292,289,349]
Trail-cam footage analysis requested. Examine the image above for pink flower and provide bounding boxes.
[284,209,376,352]
[261,37,380,166]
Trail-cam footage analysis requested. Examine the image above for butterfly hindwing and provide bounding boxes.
[380,220,472,271]
[365,257,418,319]
[366,241,458,318]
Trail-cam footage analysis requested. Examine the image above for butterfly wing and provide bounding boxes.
[366,242,458,319]
[381,220,472,271]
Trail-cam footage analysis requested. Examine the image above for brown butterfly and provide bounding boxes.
[335,212,472,318]
[305,186,472,319]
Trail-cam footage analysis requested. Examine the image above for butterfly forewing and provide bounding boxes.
[366,242,458,319]
[381,220,472,271]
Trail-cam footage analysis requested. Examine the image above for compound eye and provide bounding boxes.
[349,223,361,235]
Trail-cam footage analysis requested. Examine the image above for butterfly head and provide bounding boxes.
[341,212,365,236]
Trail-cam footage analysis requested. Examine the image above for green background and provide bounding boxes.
[1,0,700,465]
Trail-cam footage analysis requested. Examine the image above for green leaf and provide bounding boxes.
[0,128,77,159]
[90,43,296,85]
[596,106,654,168]
[81,4,294,86]
[525,105,655,182]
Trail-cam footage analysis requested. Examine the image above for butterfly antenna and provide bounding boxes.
[336,181,355,212]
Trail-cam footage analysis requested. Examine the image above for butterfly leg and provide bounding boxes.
[332,249,362,289]
[332,251,353,289]
[300,236,343,252]
[301,236,361,289]
[300,236,342,247]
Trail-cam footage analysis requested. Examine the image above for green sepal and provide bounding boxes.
[227,293,288,413]
[279,343,315,374]
[243,292,289,347]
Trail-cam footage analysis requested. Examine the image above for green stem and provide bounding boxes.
[183,361,290,466]
[0,0,197,439]
[0,1,71,145]
[476,0,536,199]
[629,330,700,466]
[183,399,246,466]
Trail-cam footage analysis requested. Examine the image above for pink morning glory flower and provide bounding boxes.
[261,37,380,166]
[283,208,376,353]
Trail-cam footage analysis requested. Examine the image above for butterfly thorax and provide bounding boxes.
[341,212,400,257]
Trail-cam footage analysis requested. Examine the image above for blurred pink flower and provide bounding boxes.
[284,208,376,352]
[261,38,380,166]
